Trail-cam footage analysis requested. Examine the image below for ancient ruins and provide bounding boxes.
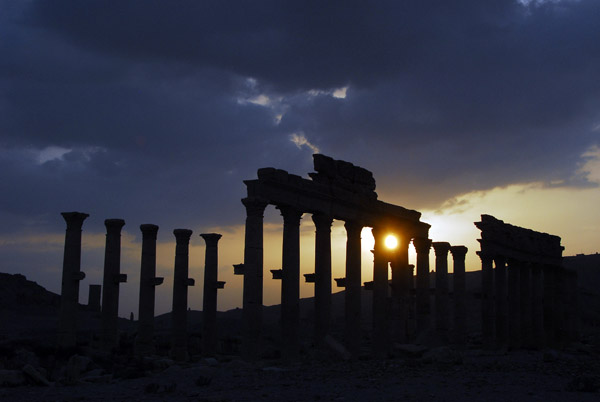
[56,154,578,360]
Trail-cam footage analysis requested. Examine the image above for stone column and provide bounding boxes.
[344,220,363,357]
[566,269,579,343]
[278,205,303,360]
[479,251,494,346]
[494,256,508,346]
[312,214,333,346]
[391,235,411,344]
[542,265,556,347]
[372,227,390,358]
[450,246,467,344]
[101,219,127,350]
[507,258,521,349]
[58,212,89,348]
[241,197,268,360]
[413,237,432,335]
[554,267,568,345]
[520,262,533,348]
[531,264,544,349]
[88,284,101,312]
[432,242,451,342]
[171,228,194,361]
[201,233,222,356]
[135,224,163,356]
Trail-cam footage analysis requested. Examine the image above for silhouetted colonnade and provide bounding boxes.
[57,155,578,361]
[57,212,224,361]
[237,155,470,359]
[476,215,579,349]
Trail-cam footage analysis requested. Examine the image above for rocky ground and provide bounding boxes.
[1,272,600,401]
[0,344,599,402]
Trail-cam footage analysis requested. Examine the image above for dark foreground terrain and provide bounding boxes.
[1,271,599,401]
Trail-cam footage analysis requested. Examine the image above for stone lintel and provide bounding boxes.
[478,239,562,266]
[245,175,428,235]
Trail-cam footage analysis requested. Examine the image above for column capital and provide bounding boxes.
[344,220,363,236]
[61,211,89,230]
[476,250,494,262]
[432,241,451,256]
[450,245,468,258]
[311,213,333,231]
[200,233,222,246]
[173,228,193,243]
[105,219,125,233]
[140,224,159,239]
[413,237,432,254]
[493,255,506,266]
[242,197,269,217]
[277,204,303,224]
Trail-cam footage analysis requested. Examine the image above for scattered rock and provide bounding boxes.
[65,354,93,382]
[202,357,219,366]
[22,363,52,386]
[393,344,428,358]
[196,375,212,387]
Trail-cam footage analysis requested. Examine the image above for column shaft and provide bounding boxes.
[136,224,161,355]
[279,205,303,360]
[101,219,126,350]
[414,237,432,335]
[507,259,521,349]
[312,214,333,345]
[494,256,508,346]
[480,252,494,346]
[171,228,193,361]
[58,212,89,348]
[520,263,533,348]
[344,221,362,357]
[531,264,544,349]
[450,246,468,344]
[391,236,411,344]
[433,242,451,342]
[372,228,390,358]
[241,197,268,360]
[201,233,222,356]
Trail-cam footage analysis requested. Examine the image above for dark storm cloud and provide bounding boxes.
[1,0,599,235]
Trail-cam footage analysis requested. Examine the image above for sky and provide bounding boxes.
[1,0,599,317]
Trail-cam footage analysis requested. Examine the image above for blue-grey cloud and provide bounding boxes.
[0,0,598,235]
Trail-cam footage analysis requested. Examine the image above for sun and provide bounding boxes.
[384,234,398,249]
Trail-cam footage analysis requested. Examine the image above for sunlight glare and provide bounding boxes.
[384,234,398,249]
